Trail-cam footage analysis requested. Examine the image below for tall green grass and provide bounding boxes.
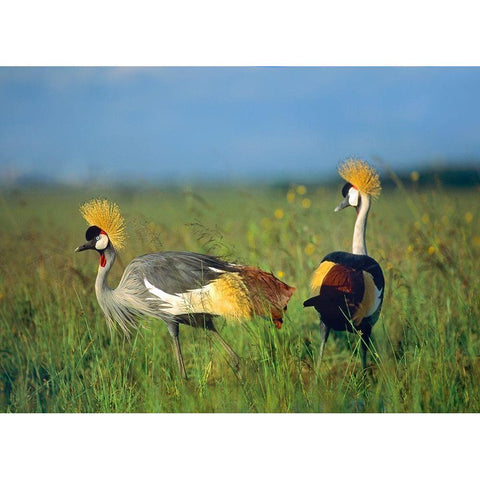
[1,180,479,412]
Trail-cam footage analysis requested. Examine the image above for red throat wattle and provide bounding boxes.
[100,253,106,267]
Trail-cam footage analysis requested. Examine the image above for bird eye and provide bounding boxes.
[95,235,101,241]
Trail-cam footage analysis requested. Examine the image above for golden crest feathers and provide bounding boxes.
[79,198,127,250]
[338,158,381,198]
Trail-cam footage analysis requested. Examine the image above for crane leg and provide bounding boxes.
[167,322,187,380]
[316,319,330,368]
[204,319,240,372]
[210,330,240,372]
[172,335,188,380]
[360,327,372,373]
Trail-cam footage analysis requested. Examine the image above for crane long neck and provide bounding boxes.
[352,193,370,255]
[95,244,116,299]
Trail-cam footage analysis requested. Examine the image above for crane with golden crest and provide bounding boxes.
[75,198,295,379]
[304,159,385,371]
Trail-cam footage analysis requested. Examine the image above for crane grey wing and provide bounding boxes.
[116,251,251,319]
[116,250,293,325]
[129,251,239,294]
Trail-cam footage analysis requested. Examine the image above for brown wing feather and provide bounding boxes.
[307,263,365,331]
[237,266,295,328]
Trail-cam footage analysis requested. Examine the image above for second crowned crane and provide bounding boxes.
[304,159,385,371]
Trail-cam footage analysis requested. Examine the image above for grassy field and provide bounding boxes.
[1,177,480,413]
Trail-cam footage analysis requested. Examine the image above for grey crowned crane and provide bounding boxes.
[75,198,295,379]
[303,159,385,371]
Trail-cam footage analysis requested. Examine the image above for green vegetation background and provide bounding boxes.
[1,177,479,412]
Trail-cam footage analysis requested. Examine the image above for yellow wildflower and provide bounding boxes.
[277,271,284,279]
[407,244,414,253]
[305,243,315,255]
[410,171,420,182]
[428,246,435,255]
[296,185,307,195]
[274,209,284,219]
[465,212,473,224]
[301,198,311,209]
[286,191,295,203]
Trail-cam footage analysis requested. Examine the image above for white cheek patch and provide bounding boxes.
[348,187,359,207]
[95,234,109,250]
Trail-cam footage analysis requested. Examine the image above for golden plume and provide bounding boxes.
[79,198,127,250]
[338,158,381,198]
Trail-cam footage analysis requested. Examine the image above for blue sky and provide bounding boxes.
[1,67,480,185]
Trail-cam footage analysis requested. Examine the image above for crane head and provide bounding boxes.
[335,182,359,212]
[79,198,126,250]
[75,226,109,252]
[335,158,381,211]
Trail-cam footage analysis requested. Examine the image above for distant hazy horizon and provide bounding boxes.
[2,67,480,187]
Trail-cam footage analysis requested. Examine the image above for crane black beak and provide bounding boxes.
[75,239,96,252]
[334,197,350,212]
